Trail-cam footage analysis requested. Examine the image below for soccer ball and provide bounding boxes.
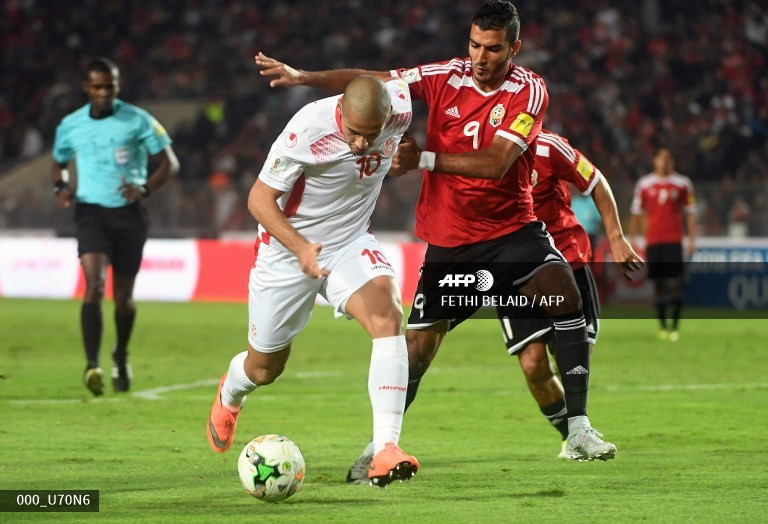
[237,435,305,502]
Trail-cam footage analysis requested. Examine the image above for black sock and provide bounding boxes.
[670,299,682,331]
[655,301,667,330]
[540,397,569,440]
[81,303,103,369]
[114,308,136,366]
[552,312,589,418]
[403,376,422,414]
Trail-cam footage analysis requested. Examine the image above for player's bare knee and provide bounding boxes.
[244,360,284,385]
[519,344,553,384]
[369,306,404,338]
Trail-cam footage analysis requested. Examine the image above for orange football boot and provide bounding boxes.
[368,442,419,487]
[206,374,240,453]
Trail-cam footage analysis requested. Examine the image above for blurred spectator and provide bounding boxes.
[1,0,766,236]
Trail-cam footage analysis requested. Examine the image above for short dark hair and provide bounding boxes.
[471,1,520,43]
[85,58,119,79]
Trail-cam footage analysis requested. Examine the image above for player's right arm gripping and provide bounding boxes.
[248,131,329,279]
[255,52,391,91]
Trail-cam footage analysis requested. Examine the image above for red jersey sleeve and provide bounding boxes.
[555,148,601,195]
[391,58,467,106]
[494,75,548,151]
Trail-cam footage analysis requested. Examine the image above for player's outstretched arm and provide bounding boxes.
[255,52,390,92]
[248,179,329,279]
[51,162,74,208]
[592,175,644,277]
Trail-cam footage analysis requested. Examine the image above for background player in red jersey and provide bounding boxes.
[629,148,697,341]
[257,1,617,468]
[497,129,643,458]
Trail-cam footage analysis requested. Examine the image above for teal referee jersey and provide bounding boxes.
[53,100,172,208]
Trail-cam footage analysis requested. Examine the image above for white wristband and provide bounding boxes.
[418,151,436,171]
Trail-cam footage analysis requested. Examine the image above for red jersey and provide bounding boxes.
[392,58,548,247]
[631,172,696,245]
[532,130,601,267]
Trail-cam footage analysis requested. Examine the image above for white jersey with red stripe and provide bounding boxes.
[257,79,412,255]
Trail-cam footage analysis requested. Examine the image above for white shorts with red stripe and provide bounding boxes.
[247,233,398,353]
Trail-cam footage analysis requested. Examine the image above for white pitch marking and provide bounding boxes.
[131,378,220,400]
[5,381,766,405]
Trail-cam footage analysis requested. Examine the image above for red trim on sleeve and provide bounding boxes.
[284,174,306,218]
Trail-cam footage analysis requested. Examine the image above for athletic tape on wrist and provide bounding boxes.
[418,151,436,171]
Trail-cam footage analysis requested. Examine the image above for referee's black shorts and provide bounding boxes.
[406,221,570,331]
[646,242,685,280]
[497,265,601,355]
[75,202,148,277]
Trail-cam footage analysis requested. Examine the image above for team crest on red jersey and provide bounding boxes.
[489,103,505,127]
[382,138,396,157]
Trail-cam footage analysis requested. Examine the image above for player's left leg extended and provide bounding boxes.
[520,264,616,461]
[343,273,419,487]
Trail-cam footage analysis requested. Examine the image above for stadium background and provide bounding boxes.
[1,2,767,521]
[2,0,767,236]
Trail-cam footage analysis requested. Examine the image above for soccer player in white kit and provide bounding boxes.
[206,76,419,486]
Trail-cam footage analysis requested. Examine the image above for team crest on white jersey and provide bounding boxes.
[382,138,396,157]
[489,103,505,127]
[284,132,298,148]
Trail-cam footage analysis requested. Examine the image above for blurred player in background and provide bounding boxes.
[498,130,643,458]
[630,148,697,341]
[257,0,620,470]
[51,58,179,396]
[206,76,420,487]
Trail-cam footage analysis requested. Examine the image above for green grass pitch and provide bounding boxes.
[1,298,767,522]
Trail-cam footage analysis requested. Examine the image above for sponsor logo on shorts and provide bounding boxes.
[565,365,589,375]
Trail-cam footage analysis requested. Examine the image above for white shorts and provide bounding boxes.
[247,233,398,352]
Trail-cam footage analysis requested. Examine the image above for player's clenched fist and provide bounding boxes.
[390,135,421,176]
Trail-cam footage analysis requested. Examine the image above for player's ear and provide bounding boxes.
[511,39,522,57]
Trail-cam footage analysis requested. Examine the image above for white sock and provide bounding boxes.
[221,351,257,410]
[368,335,408,454]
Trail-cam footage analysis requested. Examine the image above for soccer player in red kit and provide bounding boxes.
[257,1,617,468]
[630,147,697,341]
[499,129,643,457]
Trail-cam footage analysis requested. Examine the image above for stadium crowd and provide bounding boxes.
[2,0,767,236]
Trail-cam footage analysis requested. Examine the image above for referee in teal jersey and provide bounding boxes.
[51,58,179,396]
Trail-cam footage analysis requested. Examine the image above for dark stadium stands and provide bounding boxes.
[1,0,766,235]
